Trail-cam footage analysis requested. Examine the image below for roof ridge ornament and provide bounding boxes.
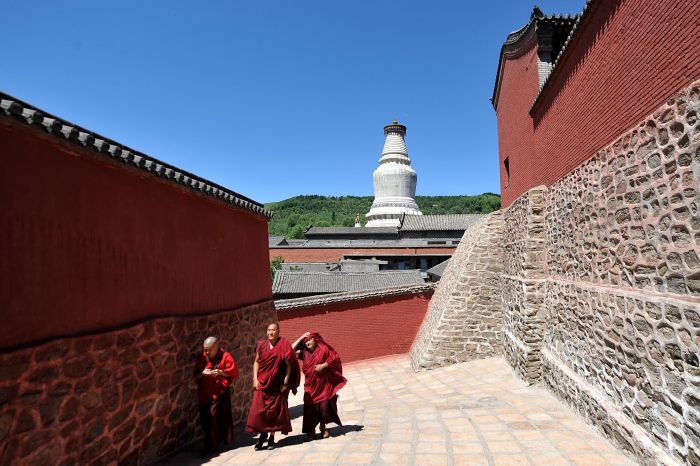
[531,5,544,19]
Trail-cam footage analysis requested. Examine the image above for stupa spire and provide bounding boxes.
[365,120,422,227]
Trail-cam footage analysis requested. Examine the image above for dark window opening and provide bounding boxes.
[503,157,510,187]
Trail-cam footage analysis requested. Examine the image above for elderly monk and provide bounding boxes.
[292,331,347,440]
[246,322,301,450]
[194,336,239,456]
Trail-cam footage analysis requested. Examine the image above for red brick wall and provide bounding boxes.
[497,0,700,207]
[277,291,434,363]
[269,247,456,263]
[0,120,272,349]
[495,40,540,208]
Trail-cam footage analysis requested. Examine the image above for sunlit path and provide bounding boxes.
[162,354,637,465]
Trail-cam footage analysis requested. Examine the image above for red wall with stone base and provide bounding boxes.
[0,301,276,466]
[277,291,433,363]
[0,103,275,465]
[0,118,272,349]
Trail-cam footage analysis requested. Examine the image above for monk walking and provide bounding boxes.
[194,336,239,457]
[292,331,346,440]
[246,322,300,450]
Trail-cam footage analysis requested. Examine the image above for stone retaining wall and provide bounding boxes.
[410,211,503,370]
[0,301,276,466]
[501,79,700,464]
[502,187,547,383]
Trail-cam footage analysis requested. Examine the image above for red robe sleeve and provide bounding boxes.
[194,352,207,376]
[220,351,239,379]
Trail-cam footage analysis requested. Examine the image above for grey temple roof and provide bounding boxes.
[282,239,458,248]
[400,214,485,231]
[0,93,272,219]
[305,227,398,236]
[269,236,288,246]
[272,270,425,295]
[427,259,450,279]
[280,262,339,272]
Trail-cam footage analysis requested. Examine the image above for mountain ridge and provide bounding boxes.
[265,193,501,238]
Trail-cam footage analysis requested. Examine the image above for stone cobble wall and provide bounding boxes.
[542,284,695,465]
[544,83,700,295]
[410,211,503,370]
[0,301,276,466]
[502,187,547,384]
[537,80,700,465]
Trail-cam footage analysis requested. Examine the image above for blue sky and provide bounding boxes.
[3,1,582,203]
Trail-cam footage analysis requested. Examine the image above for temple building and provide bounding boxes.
[365,120,422,226]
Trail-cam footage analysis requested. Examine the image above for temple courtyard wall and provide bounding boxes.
[0,303,276,466]
[0,97,276,465]
[277,284,434,363]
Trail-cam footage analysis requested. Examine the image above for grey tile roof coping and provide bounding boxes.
[274,283,435,310]
[272,270,425,295]
[1,92,272,219]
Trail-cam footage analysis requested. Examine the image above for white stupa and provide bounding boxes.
[365,120,422,227]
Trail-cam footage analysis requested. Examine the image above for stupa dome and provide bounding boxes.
[365,120,422,227]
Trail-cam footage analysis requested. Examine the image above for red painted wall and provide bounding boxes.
[269,247,456,263]
[496,0,700,207]
[277,291,433,363]
[495,40,540,209]
[0,119,272,349]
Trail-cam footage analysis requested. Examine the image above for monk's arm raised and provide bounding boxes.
[291,332,310,350]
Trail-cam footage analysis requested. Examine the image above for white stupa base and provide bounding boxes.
[365,217,401,227]
[365,205,423,227]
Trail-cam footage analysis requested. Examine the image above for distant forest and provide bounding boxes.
[266,194,501,238]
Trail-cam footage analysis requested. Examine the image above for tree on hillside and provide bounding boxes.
[265,193,500,238]
[270,256,284,281]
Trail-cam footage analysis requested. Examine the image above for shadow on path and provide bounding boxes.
[162,422,364,465]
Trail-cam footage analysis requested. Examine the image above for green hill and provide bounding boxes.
[265,193,501,238]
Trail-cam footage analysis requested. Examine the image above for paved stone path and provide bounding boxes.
[163,355,637,465]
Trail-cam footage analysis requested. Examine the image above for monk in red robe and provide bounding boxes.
[194,336,239,457]
[246,322,301,450]
[292,331,347,440]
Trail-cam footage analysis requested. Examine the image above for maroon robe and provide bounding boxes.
[246,337,301,434]
[299,332,346,434]
[194,349,239,448]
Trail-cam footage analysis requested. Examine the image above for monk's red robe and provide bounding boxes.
[299,332,346,434]
[194,349,239,448]
[246,337,301,434]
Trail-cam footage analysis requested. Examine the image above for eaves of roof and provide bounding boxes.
[529,0,595,115]
[491,7,580,110]
[1,93,272,219]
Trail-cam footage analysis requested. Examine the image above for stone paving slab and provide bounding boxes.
[160,355,638,465]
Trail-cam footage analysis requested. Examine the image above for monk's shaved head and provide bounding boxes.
[203,336,218,347]
[203,336,219,358]
[268,322,279,330]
